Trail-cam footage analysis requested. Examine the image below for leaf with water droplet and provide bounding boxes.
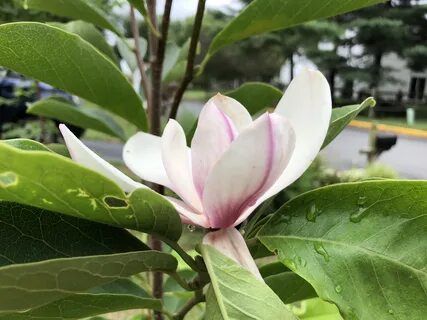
[296,256,307,267]
[357,195,367,206]
[283,258,296,271]
[350,207,368,223]
[306,204,318,222]
[314,243,330,262]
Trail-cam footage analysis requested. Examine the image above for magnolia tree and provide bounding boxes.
[0,0,425,319]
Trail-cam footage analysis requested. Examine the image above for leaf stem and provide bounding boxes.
[173,289,205,320]
[160,236,203,272]
[169,0,206,120]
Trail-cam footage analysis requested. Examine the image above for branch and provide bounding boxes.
[147,0,158,63]
[169,0,206,120]
[130,6,151,105]
[173,289,205,320]
[150,0,173,135]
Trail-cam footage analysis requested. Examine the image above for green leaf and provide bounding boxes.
[0,250,176,313]
[0,22,147,130]
[292,298,343,320]
[258,180,427,319]
[265,272,317,304]
[3,138,52,152]
[322,97,376,149]
[0,142,182,241]
[24,0,121,35]
[27,97,126,140]
[0,201,147,267]
[201,245,296,320]
[226,82,282,115]
[204,0,385,61]
[0,279,161,319]
[50,20,118,64]
[117,37,148,72]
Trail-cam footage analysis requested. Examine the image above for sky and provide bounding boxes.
[118,0,242,20]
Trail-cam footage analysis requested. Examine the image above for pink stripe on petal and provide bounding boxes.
[191,96,239,198]
[202,113,295,228]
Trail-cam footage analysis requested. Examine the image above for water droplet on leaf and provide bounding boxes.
[335,285,342,293]
[357,195,367,206]
[306,204,318,222]
[314,243,330,262]
[284,258,296,270]
[187,225,196,232]
[296,256,307,267]
[350,207,368,223]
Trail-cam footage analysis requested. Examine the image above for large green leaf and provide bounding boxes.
[50,20,118,63]
[0,250,176,313]
[0,22,147,130]
[201,245,296,320]
[0,142,182,241]
[322,97,375,149]
[0,279,161,319]
[226,82,282,115]
[24,0,121,34]
[265,272,317,304]
[0,202,147,267]
[27,97,126,140]
[258,180,427,319]
[204,0,384,61]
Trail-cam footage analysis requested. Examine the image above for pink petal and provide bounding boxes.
[203,227,262,280]
[165,196,209,228]
[59,124,144,193]
[162,119,203,212]
[191,96,238,197]
[212,93,252,132]
[123,132,173,189]
[202,113,295,228]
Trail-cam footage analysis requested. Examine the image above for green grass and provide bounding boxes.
[183,89,212,101]
[356,116,427,131]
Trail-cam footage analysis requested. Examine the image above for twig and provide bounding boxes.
[169,0,206,120]
[150,0,173,135]
[173,290,205,320]
[159,235,202,272]
[147,0,158,64]
[130,6,151,106]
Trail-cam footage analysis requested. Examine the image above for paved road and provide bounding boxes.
[85,127,427,180]
[321,127,427,179]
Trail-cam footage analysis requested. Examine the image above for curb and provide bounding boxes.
[350,120,427,139]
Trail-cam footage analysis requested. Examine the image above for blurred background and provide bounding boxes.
[1,0,426,196]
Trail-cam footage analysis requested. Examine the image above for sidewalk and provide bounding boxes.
[350,120,427,139]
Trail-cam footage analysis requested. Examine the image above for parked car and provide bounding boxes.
[0,72,84,140]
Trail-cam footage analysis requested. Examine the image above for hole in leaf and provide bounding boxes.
[103,196,129,208]
[0,172,18,187]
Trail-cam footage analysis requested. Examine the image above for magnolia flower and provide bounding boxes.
[59,69,331,279]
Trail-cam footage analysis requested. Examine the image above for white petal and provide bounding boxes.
[203,227,262,280]
[162,119,203,212]
[261,69,332,201]
[202,113,295,228]
[59,124,144,193]
[212,93,252,132]
[165,196,209,228]
[123,132,173,189]
[191,97,238,197]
